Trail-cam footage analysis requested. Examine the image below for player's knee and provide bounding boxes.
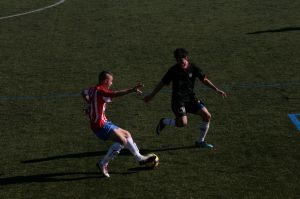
[113,134,127,145]
[203,112,211,122]
[123,130,131,138]
[120,137,127,145]
[114,130,131,145]
[207,113,212,121]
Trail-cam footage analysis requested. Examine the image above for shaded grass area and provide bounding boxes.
[0,0,300,198]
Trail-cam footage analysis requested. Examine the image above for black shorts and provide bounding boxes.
[171,99,205,117]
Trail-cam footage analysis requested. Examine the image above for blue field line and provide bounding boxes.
[288,114,300,131]
[183,81,300,91]
[223,81,300,89]
[0,93,80,101]
[0,81,299,101]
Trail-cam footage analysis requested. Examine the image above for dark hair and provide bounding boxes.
[98,71,113,83]
[174,48,188,59]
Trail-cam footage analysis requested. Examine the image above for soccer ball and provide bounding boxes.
[145,153,159,169]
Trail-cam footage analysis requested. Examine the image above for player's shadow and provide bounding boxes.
[247,26,300,34]
[127,166,160,172]
[21,150,111,163]
[21,145,196,164]
[141,145,196,154]
[0,171,135,186]
[10,146,196,185]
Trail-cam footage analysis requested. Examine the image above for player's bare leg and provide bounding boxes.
[96,129,128,178]
[176,116,188,127]
[97,141,123,178]
[111,128,156,164]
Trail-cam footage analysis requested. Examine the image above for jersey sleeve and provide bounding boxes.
[193,64,206,82]
[98,87,116,98]
[161,67,174,85]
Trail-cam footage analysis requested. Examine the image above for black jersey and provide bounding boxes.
[161,63,206,102]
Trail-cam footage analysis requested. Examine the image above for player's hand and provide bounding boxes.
[133,83,144,94]
[217,89,227,98]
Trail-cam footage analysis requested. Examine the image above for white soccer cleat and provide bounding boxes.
[97,162,110,178]
[138,154,157,166]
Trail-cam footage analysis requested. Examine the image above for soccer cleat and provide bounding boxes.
[156,118,166,135]
[138,154,157,166]
[96,162,110,178]
[195,141,214,149]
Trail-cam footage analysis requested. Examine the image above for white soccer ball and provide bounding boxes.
[145,153,159,169]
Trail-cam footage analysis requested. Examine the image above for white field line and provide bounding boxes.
[0,0,65,20]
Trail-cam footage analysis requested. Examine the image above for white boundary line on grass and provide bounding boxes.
[0,0,65,20]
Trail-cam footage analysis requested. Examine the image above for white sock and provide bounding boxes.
[101,142,123,165]
[125,137,144,161]
[198,122,210,142]
[162,118,176,126]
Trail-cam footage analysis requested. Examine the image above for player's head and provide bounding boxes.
[174,48,189,68]
[98,71,113,88]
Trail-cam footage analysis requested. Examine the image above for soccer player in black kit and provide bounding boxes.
[144,48,227,148]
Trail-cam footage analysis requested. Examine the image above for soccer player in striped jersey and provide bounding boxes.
[144,48,227,149]
[82,71,156,178]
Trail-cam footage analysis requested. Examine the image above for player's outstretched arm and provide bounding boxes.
[114,83,144,97]
[202,78,227,98]
[143,81,166,103]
